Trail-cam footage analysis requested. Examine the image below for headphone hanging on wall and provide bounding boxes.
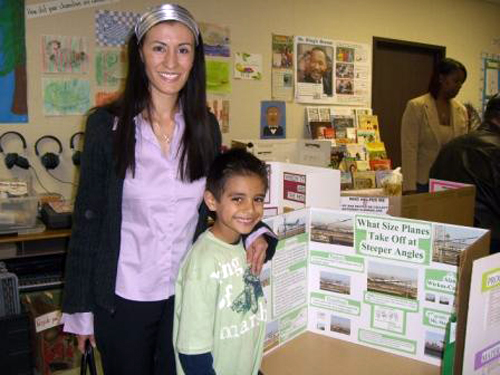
[0,131,30,170]
[34,135,63,170]
[69,131,84,166]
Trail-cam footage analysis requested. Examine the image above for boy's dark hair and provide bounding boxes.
[206,148,268,200]
[428,58,467,99]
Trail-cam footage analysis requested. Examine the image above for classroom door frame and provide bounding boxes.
[372,37,446,169]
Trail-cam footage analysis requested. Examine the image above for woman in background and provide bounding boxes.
[61,4,275,375]
[401,58,468,192]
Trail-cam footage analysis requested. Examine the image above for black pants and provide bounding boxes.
[94,295,176,375]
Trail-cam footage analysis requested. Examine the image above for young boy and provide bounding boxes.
[173,148,269,375]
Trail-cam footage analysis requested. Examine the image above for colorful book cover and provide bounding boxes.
[356,129,377,144]
[323,127,335,139]
[370,158,392,171]
[340,171,353,190]
[358,114,381,141]
[306,106,331,123]
[309,121,333,139]
[345,158,358,175]
[354,107,372,127]
[365,141,387,161]
[330,145,348,170]
[346,144,368,161]
[332,114,355,142]
[352,170,377,189]
[355,160,370,171]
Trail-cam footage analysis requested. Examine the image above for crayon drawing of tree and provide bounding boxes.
[0,0,28,122]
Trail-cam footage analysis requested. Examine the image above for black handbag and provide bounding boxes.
[80,340,98,375]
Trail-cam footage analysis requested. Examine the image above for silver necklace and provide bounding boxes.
[153,121,172,144]
[159,132,171,144]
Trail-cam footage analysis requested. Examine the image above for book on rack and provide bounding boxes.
[309,121,334,139]
[345,144,368,161]
[352,170,377,190]
[356,129,377,144]
[353,107,372,128]
[340,171,353,190]
[365,141,387,161]
[306,107,320,123]
[306,106,331,123]
[345,158,358,175]
[332,113,356,144]
[369,158,392,171]
[330,145,348,170]
[323,127,335,139]
[358,114,380,141]
[355,160,370,172]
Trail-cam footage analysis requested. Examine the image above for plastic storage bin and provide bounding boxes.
[0,195,39,234]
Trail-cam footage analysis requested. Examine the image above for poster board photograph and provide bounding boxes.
[271,34,294,101]
[295,36,335,104]
[334,41,372,106]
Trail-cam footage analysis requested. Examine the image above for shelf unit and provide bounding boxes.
[0,229,71,260]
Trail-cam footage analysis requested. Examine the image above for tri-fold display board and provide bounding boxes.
[263,161,340,217]
[463,252,500,375]
[261,207,490,372]
[232,139,332,167]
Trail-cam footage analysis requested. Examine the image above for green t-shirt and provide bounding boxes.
[173,230,267,375]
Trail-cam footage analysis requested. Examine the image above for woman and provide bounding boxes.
[401,58,468,192]
[61,5,275,375]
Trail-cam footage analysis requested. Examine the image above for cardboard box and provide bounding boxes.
[340,185,476,227]
[21,289,80,375]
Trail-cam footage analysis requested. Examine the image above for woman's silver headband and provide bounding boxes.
[134,4,200,45]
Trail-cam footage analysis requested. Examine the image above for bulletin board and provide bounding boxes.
[480,52,500,111]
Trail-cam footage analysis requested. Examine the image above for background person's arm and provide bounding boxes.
[401,100,421,191]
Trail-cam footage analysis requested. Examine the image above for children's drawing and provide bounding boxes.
[95,48,127,87]
[43,78,90,116]
[42,35,88,73]
[95,10,140,47]
[0,0,28,122]
[199,22,230,57]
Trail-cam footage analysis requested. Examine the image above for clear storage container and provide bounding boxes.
[0,194,39,233]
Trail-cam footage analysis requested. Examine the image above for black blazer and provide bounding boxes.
[63,108,230,314]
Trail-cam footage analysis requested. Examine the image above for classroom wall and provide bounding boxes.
[1,0,499,198]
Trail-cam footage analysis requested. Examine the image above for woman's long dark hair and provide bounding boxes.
[109,24,216,182]
[428,58,467,99]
